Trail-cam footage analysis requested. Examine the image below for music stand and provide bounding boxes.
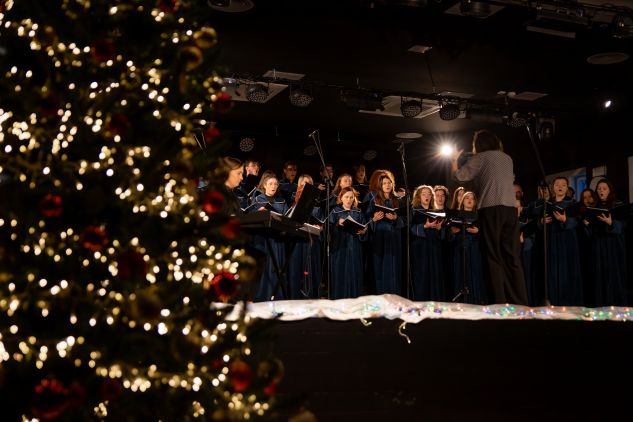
[393,132,422,299]
[451,210,478,303]
[287,182,319,224]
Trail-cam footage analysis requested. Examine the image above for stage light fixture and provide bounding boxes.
[246,83,269,103]
[439,102,461,121]
[505,111,528,128]
[239,137,255,152]
[439,143,454,157]
[536,117,555,141]
[400,98,423,118]
[289,86,313,107]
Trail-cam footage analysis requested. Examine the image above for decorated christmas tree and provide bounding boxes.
[0,1,283,419]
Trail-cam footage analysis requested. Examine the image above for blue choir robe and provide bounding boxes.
[278,178,297,207]
[521,231,538,307]
[544,199,583,306]
[435,206,452,301]
[329,206,367,299]
[249,194,289,301]
[576,215,594,307]
[410,206,444,301]
[366,198,404,296]
[288,206,323,299]
[360,191,377,295]
[449,226,488,305]
[587,201,628,306]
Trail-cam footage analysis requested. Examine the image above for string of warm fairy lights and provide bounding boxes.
[1,1,272,419]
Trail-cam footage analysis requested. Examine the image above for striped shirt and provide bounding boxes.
[454,150,516,209]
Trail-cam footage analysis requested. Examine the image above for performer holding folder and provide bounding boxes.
[248,174,289,301]
[539,177,583,306]
[410,185,444,301]
[583,178,629,306]
[365,174,403,296]
[448,192,487,304]
[329,187,368,299]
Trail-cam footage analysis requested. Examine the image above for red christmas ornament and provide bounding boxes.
[210,271,239,302]
[117,250,147,280]
[100,379,122,402]
[91,39,115,62]
[213,92,233,114]
[230,360,253,393]
[80,226,109,252]
[31,379,71,420]
[40,194,63,218]
[106,113,129,136]
[264,381,278,396]
[220,219,241,240]
[66,382,86,408]
[157,0,178,13]
[202,190,224,214]
[203,126,221,144]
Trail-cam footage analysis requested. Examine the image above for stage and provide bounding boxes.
[243,296,633,421]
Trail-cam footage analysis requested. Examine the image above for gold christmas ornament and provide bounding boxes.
[179,46,203,71]
[193,27,218,49]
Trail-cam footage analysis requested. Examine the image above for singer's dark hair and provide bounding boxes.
[219,157,242,182]
[472,129,503,153]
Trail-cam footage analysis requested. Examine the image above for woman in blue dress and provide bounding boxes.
[449,192,487,304]
[542,177,583,306]
[249,174,289,301]
[410,185,444,301]
[434,185,452,301]
[366,174,403,295]
[584,178,628,306]
[329,187,368,299]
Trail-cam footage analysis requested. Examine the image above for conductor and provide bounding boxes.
[450,130,528,305]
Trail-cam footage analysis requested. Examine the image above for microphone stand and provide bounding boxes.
[525,122,551,306]
[396,141,413,299]
[310,130,332,299]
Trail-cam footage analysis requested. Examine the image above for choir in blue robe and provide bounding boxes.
[329,206,367,299]
[410,207,444,301]
[449,224,488,304]
[248,194,289,301]
[588,201,628,306]
[544,199,583,306]
[366,198,403,295]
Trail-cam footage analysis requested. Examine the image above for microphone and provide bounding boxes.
[308,130,318,138]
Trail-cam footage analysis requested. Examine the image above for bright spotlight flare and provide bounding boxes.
[439,143,455,157]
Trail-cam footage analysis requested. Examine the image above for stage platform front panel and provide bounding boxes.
[244,295,633,421]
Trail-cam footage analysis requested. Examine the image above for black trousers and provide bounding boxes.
[478,205,528,305]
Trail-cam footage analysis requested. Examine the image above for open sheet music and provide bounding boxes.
[341,215,368,233]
